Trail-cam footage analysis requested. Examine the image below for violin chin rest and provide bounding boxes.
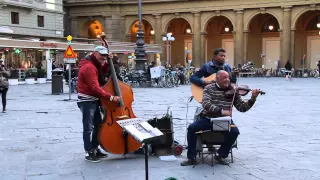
[117,115,129,120]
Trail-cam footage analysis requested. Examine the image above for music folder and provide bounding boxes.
[117,118,164,144]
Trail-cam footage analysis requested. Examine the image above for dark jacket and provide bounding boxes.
[285,61,292,71]
[190,60,235,88]
[0,66,10,89]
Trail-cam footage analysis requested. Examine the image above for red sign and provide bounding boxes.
[64,45,77,58]
[40,42,57,48]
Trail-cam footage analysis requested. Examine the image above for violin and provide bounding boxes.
[97,32,141,155]
[224,84,265,98]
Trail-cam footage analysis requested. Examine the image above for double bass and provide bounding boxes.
[97,32,141,155]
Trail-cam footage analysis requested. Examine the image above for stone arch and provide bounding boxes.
[163,16,193,34]
[127,18,155,35]
[294,10,320,30]
[202,14,235,32]
[128,19,154,44]
[245,11,282,31]
[292,7,316,29]
[81,19,104,39]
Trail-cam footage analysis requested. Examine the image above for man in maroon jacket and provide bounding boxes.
[77,46,121,162]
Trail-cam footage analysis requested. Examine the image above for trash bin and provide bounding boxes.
[52,68,64,95]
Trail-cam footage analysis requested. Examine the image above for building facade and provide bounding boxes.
[0,0,162,81]
[0,0,65,37]
[0,0,65,80]
[65,0,320,70]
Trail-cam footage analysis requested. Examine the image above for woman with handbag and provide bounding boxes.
[0,59,10,113]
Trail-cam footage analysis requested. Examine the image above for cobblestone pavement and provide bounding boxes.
[0,78,319,180]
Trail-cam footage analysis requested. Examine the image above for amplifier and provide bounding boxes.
[147,113,175,156]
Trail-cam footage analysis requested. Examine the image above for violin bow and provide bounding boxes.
[229,70,241,117]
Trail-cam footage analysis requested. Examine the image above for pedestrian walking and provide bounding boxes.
[0,59,10,113]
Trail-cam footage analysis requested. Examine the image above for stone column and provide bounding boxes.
[243,30,248,63]
[192,12,201,68]
[154,14,162,44]
[70,17,79,37]
[281,6,292,67]
[104,15,124,41]
[119,16,126,42]
[104,16,113,40]
[235,9,244,65]
[290,29,295,67]
[200,32,207,65]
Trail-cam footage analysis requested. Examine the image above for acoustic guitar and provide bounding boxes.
[190,73,217,103]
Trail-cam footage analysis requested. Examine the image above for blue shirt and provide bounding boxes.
[190,60,236,87]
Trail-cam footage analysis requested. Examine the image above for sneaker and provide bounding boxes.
[85,151,101,163]
[96,149,108,159]
[214,155,229,165]
[180,158,197,166]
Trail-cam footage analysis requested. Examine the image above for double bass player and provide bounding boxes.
[77,46,121,162]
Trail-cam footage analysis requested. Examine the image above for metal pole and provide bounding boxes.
[166,40,170,63]
[134,0,147,71]
[169,41,171,65]
[68,64,71,100]
[144,143,149,180]
[138,0,142,23]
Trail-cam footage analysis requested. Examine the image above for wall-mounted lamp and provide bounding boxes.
[186,28,191,34]
[150,30,155,35]
[224,27,230,32]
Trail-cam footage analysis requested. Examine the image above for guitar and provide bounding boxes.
[190,73,217,103]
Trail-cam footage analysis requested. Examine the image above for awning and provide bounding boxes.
[0,38,163,54]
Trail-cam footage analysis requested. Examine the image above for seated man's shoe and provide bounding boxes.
[214,155,229,165]
[180,158,197,166]
[85,151,101,163]
[96,149,108,159]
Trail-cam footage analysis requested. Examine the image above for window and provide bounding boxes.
[11,12,19,24]
[38,15,44,27]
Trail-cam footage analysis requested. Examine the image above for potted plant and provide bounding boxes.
[8,69,19,86]
[25,70,36,84]
[37,69,47,84]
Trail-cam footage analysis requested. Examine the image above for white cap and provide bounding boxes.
[94,46,109,55]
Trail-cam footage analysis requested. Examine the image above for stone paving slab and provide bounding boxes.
[0,78,320,180]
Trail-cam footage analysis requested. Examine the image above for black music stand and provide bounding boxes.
[117,118,165,180]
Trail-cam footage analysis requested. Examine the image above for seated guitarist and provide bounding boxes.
[181,70,260,166]
[190,48,236,87]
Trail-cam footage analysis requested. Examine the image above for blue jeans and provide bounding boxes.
[187,117,240,159]
[77,101,102,152]
[71,79,76,93]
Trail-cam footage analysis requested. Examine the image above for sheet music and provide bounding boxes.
[124,125,150,142]
[117,118,164,143]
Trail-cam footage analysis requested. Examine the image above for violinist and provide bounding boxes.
[77,46,121,162]
[190,48,236,88]
[181,70,260,166]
